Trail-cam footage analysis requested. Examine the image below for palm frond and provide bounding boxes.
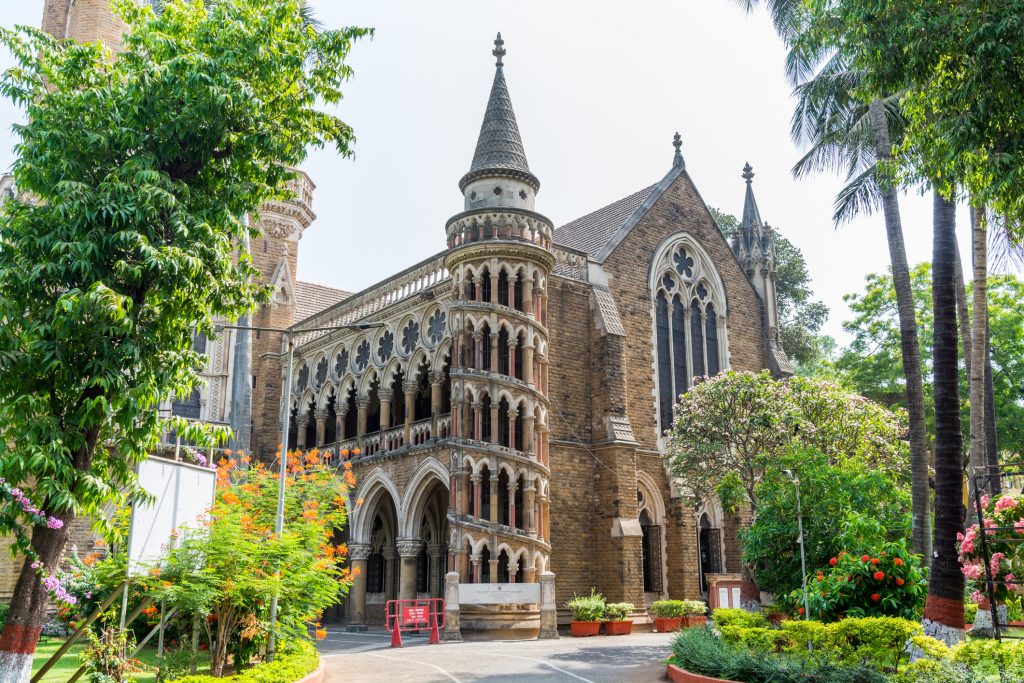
[987,212,1024,274]
[834,166,882,225]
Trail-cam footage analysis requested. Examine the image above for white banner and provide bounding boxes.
[459,582,540,605]
[126,458,217,575]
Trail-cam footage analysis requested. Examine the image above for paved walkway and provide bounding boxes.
[319,628,675,682]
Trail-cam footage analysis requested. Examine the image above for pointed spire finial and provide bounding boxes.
[742,162,754,184]
[492,32,506,67]
[673,132,683,169]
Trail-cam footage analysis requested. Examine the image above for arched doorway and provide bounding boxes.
[698,509,724,594]
[637,480,666,599]
[402,463,451,599]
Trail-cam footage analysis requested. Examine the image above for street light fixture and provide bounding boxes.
[214,320,383,660]
[783,469,810,623]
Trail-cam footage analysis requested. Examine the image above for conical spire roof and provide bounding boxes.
[740,162,763,236]
[459,33,539,191]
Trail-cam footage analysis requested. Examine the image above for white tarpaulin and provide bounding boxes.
[126,458,217,575]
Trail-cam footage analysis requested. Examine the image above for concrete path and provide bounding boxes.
[319,628,675,682]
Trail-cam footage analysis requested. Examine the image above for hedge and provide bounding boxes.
[169,641,318,683]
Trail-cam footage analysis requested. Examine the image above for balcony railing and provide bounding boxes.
[325,414,452,461]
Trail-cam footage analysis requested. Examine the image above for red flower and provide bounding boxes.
[871,593,881,602]
[894,558,904,566]
[861,555,870,562]
[895,578,905,587]
[874,571,885,581]
[829,557,838,567]
[871,558,880,565]
[798,607,805,615]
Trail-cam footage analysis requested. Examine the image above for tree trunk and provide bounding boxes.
[984,323,1001,494]
[968,205,988,498]
[922,188,966,645]
[0,518,73,683]
[953,242,971,378]
[868,99,932,564]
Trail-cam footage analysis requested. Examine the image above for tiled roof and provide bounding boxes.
[295,281,352,322]
[553,185,657,256]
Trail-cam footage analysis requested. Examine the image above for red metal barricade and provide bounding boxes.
[384,598,445,647]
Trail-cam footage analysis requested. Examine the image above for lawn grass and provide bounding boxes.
[32,636,210,683]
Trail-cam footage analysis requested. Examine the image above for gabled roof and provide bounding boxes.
[553,184,657,257]
[295,281,351,322]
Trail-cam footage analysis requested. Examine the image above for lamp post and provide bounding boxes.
[214,320,382,660]
[784,469,810,622]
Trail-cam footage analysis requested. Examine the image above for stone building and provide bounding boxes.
[4,3,791,632]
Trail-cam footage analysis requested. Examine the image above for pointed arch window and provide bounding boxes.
[651,236,730,433]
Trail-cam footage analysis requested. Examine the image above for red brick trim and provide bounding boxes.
[924,594,966,629]
[0,623,42,655]
[296,661,325,683]
[666,664,734,683]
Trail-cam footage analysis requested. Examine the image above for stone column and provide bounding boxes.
[525,484,536,536]
[471,474,482,518]
[471,553,482,583]
[523,413,535,456]
[474,275,482,302]
[429,544,444,597]
[356,397,369,451]
[507,480,517,529]
[403,381,417,443]
[539,571,558,639]
[336,407,348,443]
[314,409,328,447]
[473,331,483,370]
[523,343,535,386]
[522,276,534,317]
[508,275,517,309]
[508,558,519,583]
[489,474,499,524]
[379,389,392,431]
[296,415,310,450]
[508,409,518,451]
[489,403,499,444]
[346,544,372,630]
[489,273,499,304]
[507,340,518,379]
[397,540,421,601]
[459,470,471,515]
[444,571,462,642]
[524,563,537,584]
[430,371,445,434]
[490,335,499,373]
[472,401,482,441]
[488,557,499,584]
[383,547,398,600]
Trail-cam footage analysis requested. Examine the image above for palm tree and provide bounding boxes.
[782,46,933,564]
[925,189,966,643]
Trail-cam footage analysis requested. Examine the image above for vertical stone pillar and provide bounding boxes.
[429,544,444,597]
[474,275,482,302]
[459,470,471,515]
[490,335,499,373]
[346,544,372,630]
[314,409,327,447]
[473,402,482,440]
[336,407,348,443]
[488,557,499,584]
[296,415,310,450]
[471,474,482,518]
[523,344,535,386]
[473,332,483,370]
[380,390,392,431]
[508,409,518,451]
[383,547,398,600]
[397,540,421,601]
[444,571,462,642]
[508,340,518,379]
[508,275,517,309]
[523,413,535,455]
[525,484,536,536]
[507,480,517,528]
[523,276,534,317]
[539,571,558,639]
[508,558,518,583]
[471,554,482,583]
[489,475,499,524]
[403,382,417,443]
[430,371,445,434]
[489,273,499,304]
[489,403,499,444]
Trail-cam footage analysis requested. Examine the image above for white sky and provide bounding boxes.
[0,1,979,343]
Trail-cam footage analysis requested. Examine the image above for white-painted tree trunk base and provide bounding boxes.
[971,605,1008,637]
[0,652,32,683]
[922,617,966,646]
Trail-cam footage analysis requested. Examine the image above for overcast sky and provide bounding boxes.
[1,1,981,344]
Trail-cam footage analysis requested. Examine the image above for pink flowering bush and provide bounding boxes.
[957,493,1024,604]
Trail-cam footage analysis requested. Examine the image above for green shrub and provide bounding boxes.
[712,607,767,629]
[603,602,634,621]
[719,625,794,653]
[650,599,705,618]
[824,616,920,672]
[964,601,978,624]
[0,603,8,631]
[564,589,605,622]
[779,619,830,656]
[168,641,318,683]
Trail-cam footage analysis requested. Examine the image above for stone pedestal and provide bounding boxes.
[346,544,371,631]
[397,540,420,601]
[539,571,558,639]
[444,571,463,642]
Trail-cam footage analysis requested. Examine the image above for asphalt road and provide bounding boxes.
[318,628,675,682]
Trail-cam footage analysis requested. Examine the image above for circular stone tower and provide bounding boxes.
[445,34,554,601]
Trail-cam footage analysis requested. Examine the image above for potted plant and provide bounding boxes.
[650,600,686,632]
[602,602,635,635]
[565,589,605,637]
[681,599,708,627]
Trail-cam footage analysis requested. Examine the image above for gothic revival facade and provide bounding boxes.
[3,4,791,632]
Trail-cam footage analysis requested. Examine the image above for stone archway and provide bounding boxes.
[399,460,451,600]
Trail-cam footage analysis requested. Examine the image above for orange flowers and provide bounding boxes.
[893,558,904,566]
[315,627,328,640]
[873,571,885,581]
[870,593,881,602]
[895,578,905,587]
[143,605,158,618]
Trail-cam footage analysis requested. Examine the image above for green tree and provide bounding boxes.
[709,207,829,367]
[0,0,369,673]
[837,264,1024,457]
[742,449,911,600]
[665,370,908,602]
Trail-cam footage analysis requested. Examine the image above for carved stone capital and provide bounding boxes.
[403,382,420,396]
[397,540,422,558]
[349,543,373,561]
[314,409,329,422]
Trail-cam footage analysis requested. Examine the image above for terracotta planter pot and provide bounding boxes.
[653,617,683,632]
[570,620,601,637]
[602,620,633,635]
[684,615,707,628]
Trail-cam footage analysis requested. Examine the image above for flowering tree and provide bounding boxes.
[0,0,369,676]
[958,494,1024,610]
[156,450,354,677]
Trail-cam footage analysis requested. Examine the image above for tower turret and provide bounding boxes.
[444,35,555,604]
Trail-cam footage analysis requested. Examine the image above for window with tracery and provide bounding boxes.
[652,237,728,433]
